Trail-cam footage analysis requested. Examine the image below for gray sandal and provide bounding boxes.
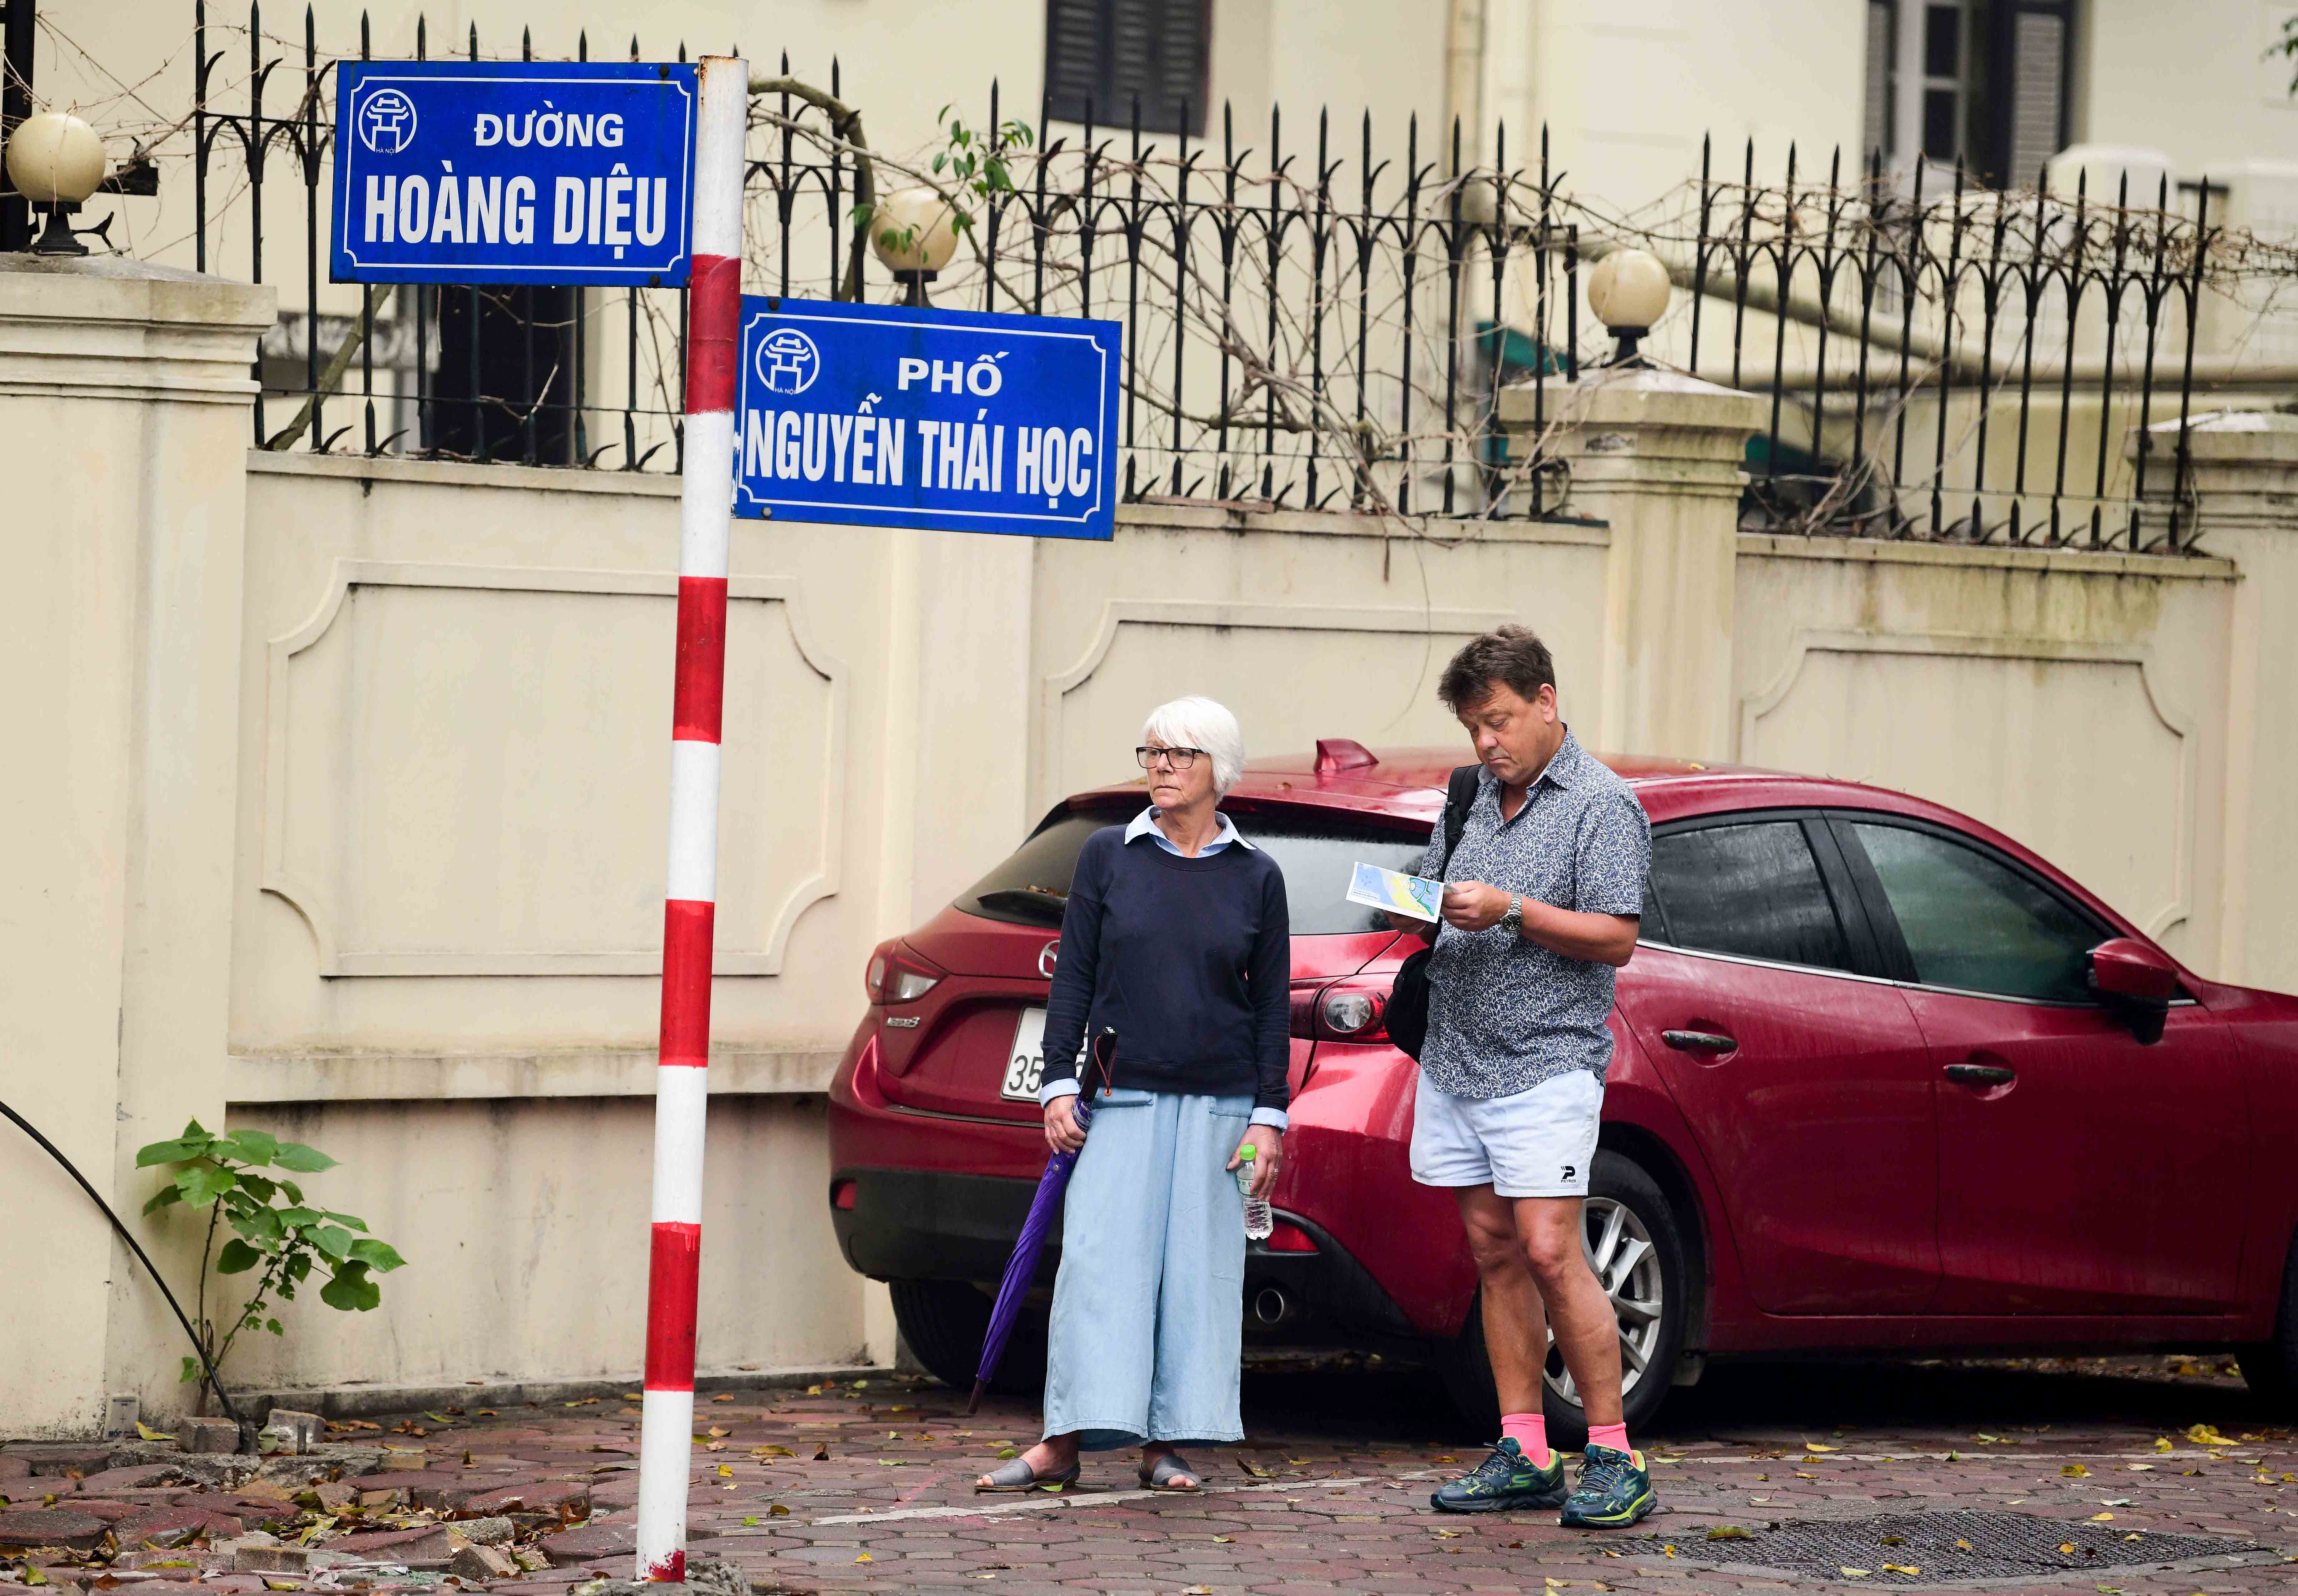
[1137,1452,1201,1492]
[974,1455,1081,1493]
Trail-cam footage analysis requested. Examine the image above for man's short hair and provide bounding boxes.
[1437,625,1556,714]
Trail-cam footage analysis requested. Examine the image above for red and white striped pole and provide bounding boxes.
[636,52,747,1585]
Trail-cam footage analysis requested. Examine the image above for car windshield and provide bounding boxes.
[956,807,1430,934]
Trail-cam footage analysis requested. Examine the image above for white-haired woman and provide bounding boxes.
[975,695,1291,1495]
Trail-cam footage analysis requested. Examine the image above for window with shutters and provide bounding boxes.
[1043,0,1211,137]
[1863,0,1897,161]
[1867,0,2071,189]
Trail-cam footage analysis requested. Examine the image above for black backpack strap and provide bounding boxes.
[1437,764,1480,874]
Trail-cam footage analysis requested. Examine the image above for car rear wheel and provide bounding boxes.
[2236,1228,2298,1415]
[888,1279,1048,1396]
[1436,1149,1691,1450]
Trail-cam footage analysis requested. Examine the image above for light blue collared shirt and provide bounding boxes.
[1122,805,1254,857]
[1039,807,1289,1133]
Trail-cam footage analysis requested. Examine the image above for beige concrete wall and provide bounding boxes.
[0,261,2279,1435]
[1734,536,2237,974]
[0,260,274,1436]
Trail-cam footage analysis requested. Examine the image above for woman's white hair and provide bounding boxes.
[1142,695,1246,796]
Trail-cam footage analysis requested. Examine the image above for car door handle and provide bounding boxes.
[1661,1029,1737,1053]
[1944,1062,2016,1086]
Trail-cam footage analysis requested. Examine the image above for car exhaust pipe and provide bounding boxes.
[1253,1286,1294,1326]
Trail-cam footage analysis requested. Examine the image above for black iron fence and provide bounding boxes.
[140,2,2281,550]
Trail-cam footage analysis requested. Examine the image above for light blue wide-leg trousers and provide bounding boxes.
[1040,1087,1253,1449]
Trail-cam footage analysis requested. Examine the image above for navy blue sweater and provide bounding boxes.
[1039,824,1292,1112]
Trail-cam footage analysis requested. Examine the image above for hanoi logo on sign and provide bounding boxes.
[733,297,1121,541]
[332,60,697,287]
[357,88,419,153]
[754,328,820,396]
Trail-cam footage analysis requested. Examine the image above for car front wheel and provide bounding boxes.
[2236,1227,2298,1415]
[1437,1149,1692,1450]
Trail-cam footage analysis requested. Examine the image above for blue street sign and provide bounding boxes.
[332,61,697,286]
[733,297,1121,540]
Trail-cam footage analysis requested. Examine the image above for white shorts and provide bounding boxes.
[1410,1069,1604,1199]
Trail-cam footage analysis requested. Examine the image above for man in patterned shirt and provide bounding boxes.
[1397,626,1656,1529]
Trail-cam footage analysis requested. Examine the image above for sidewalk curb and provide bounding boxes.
[230,1364,898,1422]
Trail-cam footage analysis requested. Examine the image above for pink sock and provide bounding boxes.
[1501,1412,1549,1467]
[1587,1421,1631,1457]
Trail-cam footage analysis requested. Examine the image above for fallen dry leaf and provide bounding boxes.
[2059,1542,2078,1555]
[2063,1464,2090,1477]
[752,1445,794,1458]
[135,1422,177,1442]
[1882,1565,1919,1576]
[717,1465,733,1478]
[1804,1442,1838,1453]
[1838,1569,1870,1579]
[1705,1526,1753,1541]
[2154,1436,2173,1452]
[812,1444,828,1461]
[2187,1424,2236,1447]
[2091,1512,2114,1521]
[707,1426,731,1438]
[1956,1540,1974,1551]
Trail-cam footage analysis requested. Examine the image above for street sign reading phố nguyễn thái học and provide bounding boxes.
[733,296,1121,541]
[332,60,697,286]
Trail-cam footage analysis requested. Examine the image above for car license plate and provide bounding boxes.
[1001,1008,1083,1102]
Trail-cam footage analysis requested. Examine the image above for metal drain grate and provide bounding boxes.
[1682,1509,2268,1585]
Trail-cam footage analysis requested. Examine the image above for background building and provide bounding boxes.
[5,0,2298,1435]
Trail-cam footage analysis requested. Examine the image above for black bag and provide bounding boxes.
[1385,765,1481,1061]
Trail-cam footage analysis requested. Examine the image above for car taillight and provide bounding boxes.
[1290,981,1390,1042]
[1266,1221,1317,1253]
[1320,989,1385,1038]
[864,940,944,1004]
[830,1180,857,1211]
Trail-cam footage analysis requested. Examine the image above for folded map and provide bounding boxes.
[1347,861,1445,923]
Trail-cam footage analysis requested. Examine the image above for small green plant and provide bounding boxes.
[137,1119,406,1406]
[854,106,1036,258]
[2273,16,2298,96]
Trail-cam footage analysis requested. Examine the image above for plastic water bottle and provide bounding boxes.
[1236,1144,1274,1240]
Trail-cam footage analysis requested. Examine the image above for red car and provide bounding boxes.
[826,742,2298,1438]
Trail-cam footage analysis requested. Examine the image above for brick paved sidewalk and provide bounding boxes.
[6,1356,2296,1596]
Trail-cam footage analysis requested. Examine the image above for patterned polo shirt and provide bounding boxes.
[1416,729,1652,1099]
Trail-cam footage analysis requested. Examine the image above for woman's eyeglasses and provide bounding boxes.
[1136,745,1206,770]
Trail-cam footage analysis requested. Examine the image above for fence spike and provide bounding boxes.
[521,24,530,61]
[578,29,586,60]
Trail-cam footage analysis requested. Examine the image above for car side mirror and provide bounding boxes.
[2089,938,2177,1045]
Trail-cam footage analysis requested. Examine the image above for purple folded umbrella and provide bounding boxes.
[967,1030,1113,1414]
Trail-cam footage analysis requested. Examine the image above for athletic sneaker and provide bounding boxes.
[1559,1444,1657,1528]
[1429,1437,1568,1513]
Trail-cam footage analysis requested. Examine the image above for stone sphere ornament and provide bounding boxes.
[1586,246,1672,364]
[869,187,963,274]
[1587,247,1672,335]
[5,111,107,206]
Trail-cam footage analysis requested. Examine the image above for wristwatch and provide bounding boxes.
[1498,894,1524,939]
